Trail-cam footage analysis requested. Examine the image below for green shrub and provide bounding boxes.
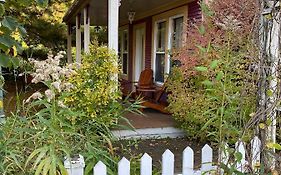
[167,1,258,143]
[65,45,121,127]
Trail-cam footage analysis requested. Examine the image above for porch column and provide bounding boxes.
[76,13,82,64]
[84,5,90,54]
[108,0,119,52]
[67,24,72,63]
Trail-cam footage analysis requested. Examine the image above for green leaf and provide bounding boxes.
[267,143,281,150]
[58,160,68,175]
[0,35,15,48]
[0,53,12,67]
[36,0,48,7]
[10,57,21,68]
[2,16,18,31]
[0,4,4,17]
[35,158,49,175]
[25,147,45,168]
[200,1,214,17]
[195,66,208,72]
[33,147,48,169]
[198,25,205,35]
[42,158,51,175]
[202,80,213,86]
[216,71,224,81]
[266,89,273,97]
[210,60,219,69]
[234,152,242,162]
[200,116,218,131]
[196,45,207,53]
[18,25,27,36]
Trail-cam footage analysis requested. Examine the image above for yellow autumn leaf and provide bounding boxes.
[259,123,266,129]
[11,31,21,41]
[12,46,17,56]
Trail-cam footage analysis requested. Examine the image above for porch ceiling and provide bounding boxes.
[63,0,190,26]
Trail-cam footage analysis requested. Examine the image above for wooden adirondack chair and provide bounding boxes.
[134,69,169,114]
[137,82,169,114]
[135,68,154,91]
[121,68,169,114]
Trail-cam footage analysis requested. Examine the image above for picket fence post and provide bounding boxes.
[182,147,194,175]
[118,157,130,175]
[251,136,261,170]
[64,155,85,175]
[162,149,174,175]
[220,143,229,165]
[201,144,213,174]
[93,161,106,175]
[235,141,246,172]
[141,153,152,175]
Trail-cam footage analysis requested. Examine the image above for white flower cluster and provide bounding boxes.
[29,51,75,84]
[25,92,43,103]
[25,51,76,105]
[216,15,242,31]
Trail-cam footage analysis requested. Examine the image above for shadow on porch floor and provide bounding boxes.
[114,108,185,139]
[122,108,176,129]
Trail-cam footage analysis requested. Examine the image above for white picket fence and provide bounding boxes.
[64,136,261,175]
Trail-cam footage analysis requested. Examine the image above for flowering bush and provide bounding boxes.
[0,45,138,175]
[64,45,121,126]
[167,0,259,142]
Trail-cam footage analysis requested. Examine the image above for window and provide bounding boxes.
[119,30,129,76]
[172,16,184,49]
[155,21,166,83]
[153,15,184,83]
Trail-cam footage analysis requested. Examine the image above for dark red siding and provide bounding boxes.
[144,17,152,69]
[188,0,202,23]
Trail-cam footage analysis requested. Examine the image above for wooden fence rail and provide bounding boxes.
[64,136,261,175]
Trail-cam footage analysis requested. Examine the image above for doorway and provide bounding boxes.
[133,23,146,83]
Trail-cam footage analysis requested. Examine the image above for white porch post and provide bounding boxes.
[108,0,119,52]
[108,0,120,85]
[84,5,90,54]
[76,13,82,64]
[67,24,72,63]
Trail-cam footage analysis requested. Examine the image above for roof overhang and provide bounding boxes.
[63,0,192,26]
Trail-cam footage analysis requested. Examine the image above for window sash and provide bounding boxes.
[119,30,129,76]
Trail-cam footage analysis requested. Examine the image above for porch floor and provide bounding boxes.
[123,108,176,129]
[114,108,185,139]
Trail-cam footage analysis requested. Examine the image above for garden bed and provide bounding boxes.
[114,137,217,174]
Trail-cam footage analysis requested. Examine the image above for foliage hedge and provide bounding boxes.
[167,1,259,143]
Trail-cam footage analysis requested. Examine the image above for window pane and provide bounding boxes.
[118,34,121,52]
[156,21,166,52]
[123,31,128,52]
[172,17,183,49]
[122,53,128,74]
[155,53,165,82]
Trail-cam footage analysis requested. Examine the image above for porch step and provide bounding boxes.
[112,127,185,140]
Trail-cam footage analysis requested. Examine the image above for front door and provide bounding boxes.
[133,24,146,83]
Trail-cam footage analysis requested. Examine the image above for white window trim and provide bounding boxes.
[119,28,129,79]
[152,14,184,85]
[153,19,168,85]
[167,14,184,73]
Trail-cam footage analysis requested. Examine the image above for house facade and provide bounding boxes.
[63,0,202,94]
